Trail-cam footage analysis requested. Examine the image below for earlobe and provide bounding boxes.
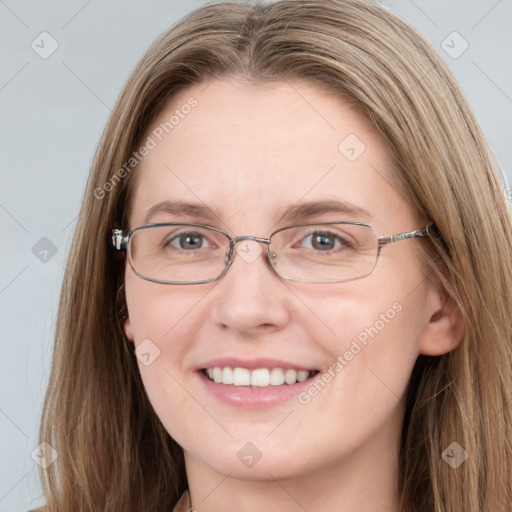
[124,317,135,343]
[419,294,465,356]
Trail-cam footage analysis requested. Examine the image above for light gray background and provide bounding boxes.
[1,1,511,510]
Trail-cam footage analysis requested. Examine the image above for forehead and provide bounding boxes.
[127,78,412,232]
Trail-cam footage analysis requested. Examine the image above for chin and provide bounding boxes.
[184,434,319,482]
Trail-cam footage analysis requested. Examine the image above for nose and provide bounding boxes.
[209,239,292,334]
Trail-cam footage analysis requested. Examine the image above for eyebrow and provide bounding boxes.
[277,199,371,223]
[143,199,371,226]
[143,201,223,225]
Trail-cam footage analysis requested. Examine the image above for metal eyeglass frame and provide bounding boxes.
[111,221,434,285]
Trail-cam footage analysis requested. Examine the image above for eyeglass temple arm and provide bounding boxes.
[377,223,433,248]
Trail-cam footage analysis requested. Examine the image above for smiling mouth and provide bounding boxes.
[202,367,320,387]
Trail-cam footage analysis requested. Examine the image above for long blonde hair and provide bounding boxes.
[38,1,512,510]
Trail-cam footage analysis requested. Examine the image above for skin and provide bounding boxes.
[123,78,463,512]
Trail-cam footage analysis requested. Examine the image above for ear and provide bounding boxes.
[418,287,465,356]
[124,316,135,343]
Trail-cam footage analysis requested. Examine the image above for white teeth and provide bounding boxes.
[213,367,223,383]
[233,367,251,386]
[284,369,297,384]
[251,368,270,387]
[204,366,314,386]
[222,367,234,385]
[297,370,309,382]
[270,368,285,385]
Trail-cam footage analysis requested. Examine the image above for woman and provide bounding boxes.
[36,0,512,510]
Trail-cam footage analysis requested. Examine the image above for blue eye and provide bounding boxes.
[168,232,208,250]
[301,231,349,251]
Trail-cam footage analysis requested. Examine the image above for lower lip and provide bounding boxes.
[197,370,317,408]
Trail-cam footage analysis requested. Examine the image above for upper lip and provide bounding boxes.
[198,358,318,371]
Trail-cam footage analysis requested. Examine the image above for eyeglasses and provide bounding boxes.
[111,221,433,285]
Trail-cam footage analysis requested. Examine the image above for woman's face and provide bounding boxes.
[123,78,455,484]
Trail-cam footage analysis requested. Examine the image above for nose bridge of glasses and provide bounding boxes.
[224,235,273,270]
[232,235,271,246]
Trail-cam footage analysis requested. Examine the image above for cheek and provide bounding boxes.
[309,272,427,398]
[290,291,423,458]
[124,271,204,344]
[124,274,204,410]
